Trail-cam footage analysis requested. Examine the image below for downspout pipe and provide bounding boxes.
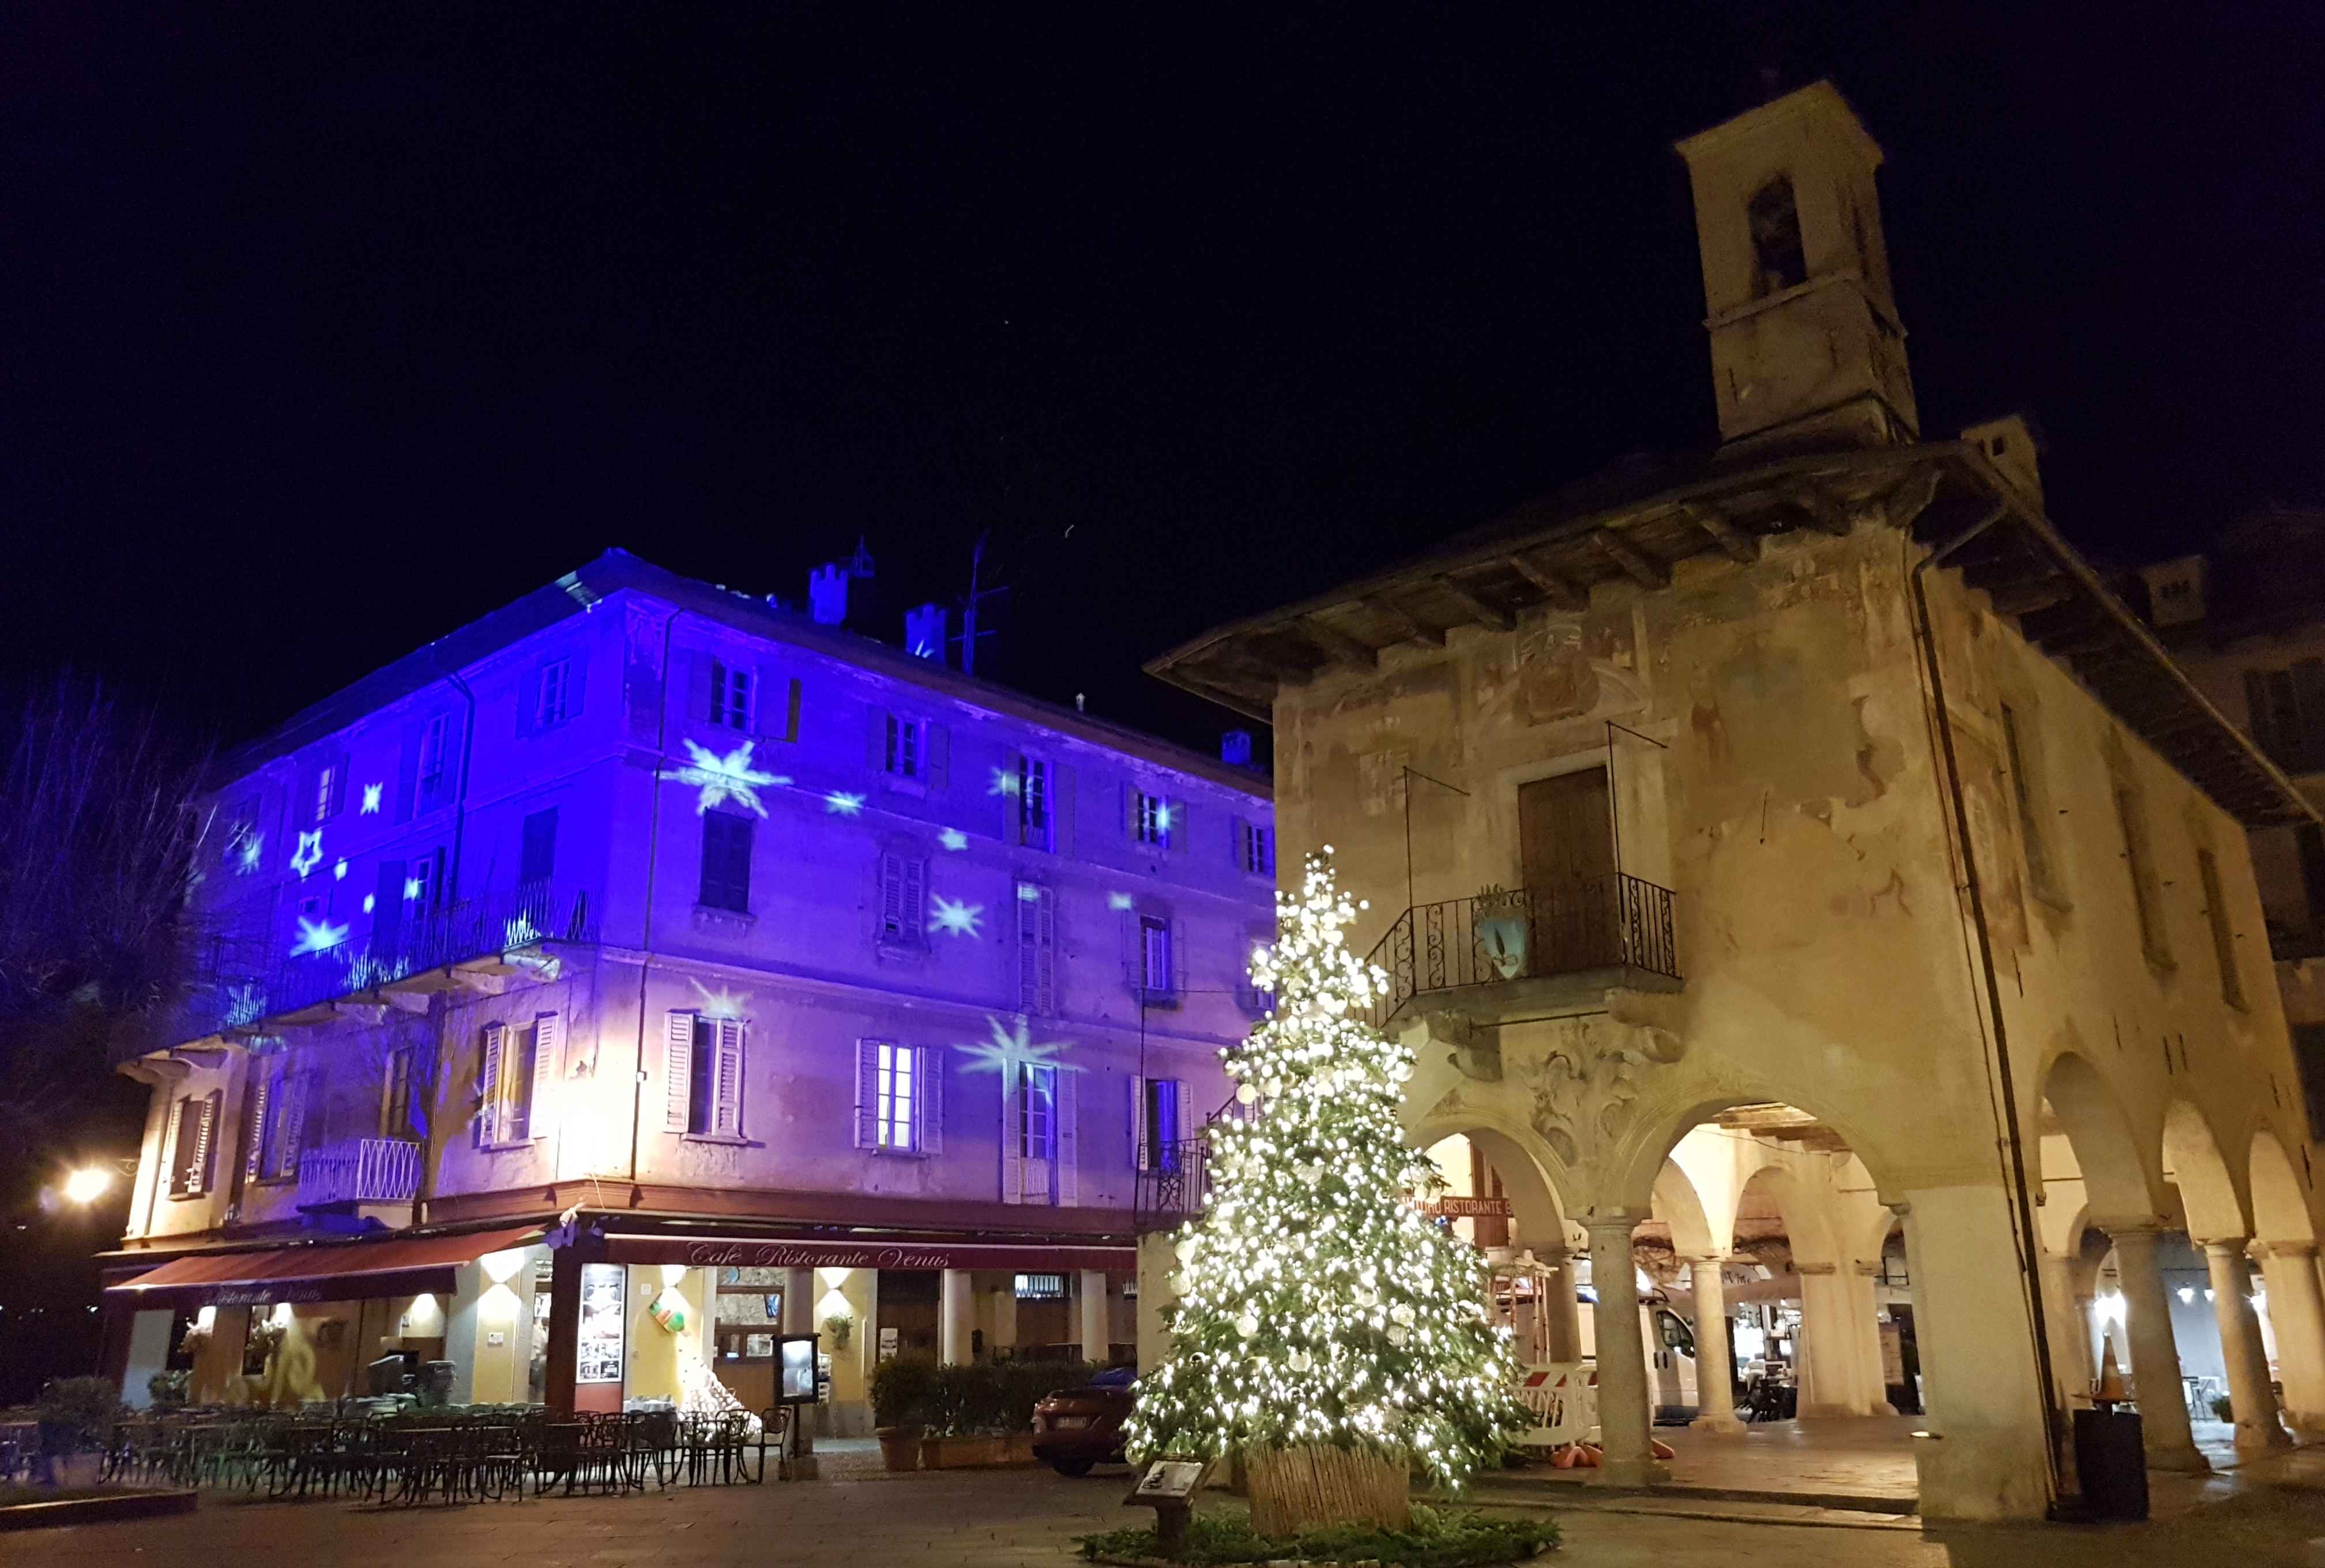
[626,609,691,1188]
[1907,501,2068,1507]
[416,665,477,1228]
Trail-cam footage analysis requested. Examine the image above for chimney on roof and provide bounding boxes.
[905,603,950,662]
[1221,731,1254,767]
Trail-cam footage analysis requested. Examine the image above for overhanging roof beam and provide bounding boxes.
[1592,529,1669,589]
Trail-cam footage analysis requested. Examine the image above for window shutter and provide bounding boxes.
[925,723,949,789]
[245,1072,272,1182]
[714,1020,744,1137]
[1175,1080,1194,1155]
[526,1012,562,1141]
[665,1012,694,1133]
[1055,1070,1079,1208]
[867,708,889,774]
[565,654,589,723]
[781,677,803,744]
[854,1039,881,1150]
[476,1023,505,1147]
[515,665,542,738]
[193,1091,221,1195]
[919,1046,943,1156]
[689,652,716,724]
[1169,800,1189,855]
[1052,766,1076,857]
[1000,1068,1024,1204]
[394,722,420,824]
[276,1069,309,1178]
[904,858,927,938]
[1006,755,1028,847]
[1036,892,1057,1013]
[1122,783,1138,840]
[1131,1075,1149,1173]
[163,1098,187,1196]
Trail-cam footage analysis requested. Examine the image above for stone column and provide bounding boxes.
[1585,1216,1665,1486]
[939,1269,976,1366]
[2106,1226,2208,1471]
[2204,1239,2294,1452]
[1542,1248,1584,1364]
[1846,1262,1895,1416]
[1079,1271,1112,1363]
[1135,1234,1177,1370]
[1795,1262,1868,1416]
[1685,1257,1741,1433]
[1894,1188,2055,1521]
[2254,1242,2325,1437]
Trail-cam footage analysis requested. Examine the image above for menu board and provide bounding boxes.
[777,1334,818,1403]
[577,1263,626,1385]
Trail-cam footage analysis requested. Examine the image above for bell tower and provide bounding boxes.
[1675,81,1918,454]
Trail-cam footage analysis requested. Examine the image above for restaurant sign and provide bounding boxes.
[1424,1196,1514,1219]
[602,1233,1134,1274]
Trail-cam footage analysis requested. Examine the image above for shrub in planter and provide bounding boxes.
[871,1354,938,1431]
[37,1377,121,1487]
[928,1363,1009,1436]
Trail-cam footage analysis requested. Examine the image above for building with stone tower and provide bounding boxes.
[1149,82,2325,1522]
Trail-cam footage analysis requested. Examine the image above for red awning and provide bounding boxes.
[104,1225,544,1312]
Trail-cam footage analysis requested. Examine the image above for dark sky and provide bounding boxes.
[5,4,2322,757]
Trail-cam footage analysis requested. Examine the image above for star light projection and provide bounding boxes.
[402,877,423,902]
[289,915,349,957]
[956,1015,1082,1078]
[938,828,969,852]
[290,831,324,879]
[223,985,268,1030]
[233,830,265,875]
[823,791,866,816]
[1123,849,1528,1498]
[689,977,750,1020]
[988,767,1021,797]
[662,739,790,816]
[927,895,984,938]
[360,782,384,815]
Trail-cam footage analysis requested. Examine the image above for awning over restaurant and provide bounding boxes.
[600,1230,1135,1275]
[103,1225,544,1312]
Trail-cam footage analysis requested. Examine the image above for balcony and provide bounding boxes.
[177,883,595,1045]
[1132,1138,1210,1234]
[1363,875,1680,1030]
[298,1137,423,1208]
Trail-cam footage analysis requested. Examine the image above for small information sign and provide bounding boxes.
[1134,1460,1205,1500]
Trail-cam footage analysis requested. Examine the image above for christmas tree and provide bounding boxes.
[1126,849,1526,1528]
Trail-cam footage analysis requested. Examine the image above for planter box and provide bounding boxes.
[874,1428,922,1472]
[916,1434,1017,1469]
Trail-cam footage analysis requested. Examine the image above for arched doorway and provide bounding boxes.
[2162,1100,2290,1452]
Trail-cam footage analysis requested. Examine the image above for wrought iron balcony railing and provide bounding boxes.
[298,1137,423,1207]
[177,882,594,1045]
[1132,1137,1211,1234]
[1362,874,1679,1028]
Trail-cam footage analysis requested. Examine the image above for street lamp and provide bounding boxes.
[61,1166,116,1205]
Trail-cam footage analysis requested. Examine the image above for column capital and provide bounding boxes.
[2198,1235,2258,1258]
[2255,1239,2320,1262]
[2093,1216,2172,1240]
[1580,1212,1649,1237]
[1679,1253,1735,1269]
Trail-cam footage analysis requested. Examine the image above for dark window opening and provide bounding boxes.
[1748,175,1807,297]
[700,812,753,913]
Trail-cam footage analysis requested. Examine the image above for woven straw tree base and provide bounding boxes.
[1244,1445,1411,1537]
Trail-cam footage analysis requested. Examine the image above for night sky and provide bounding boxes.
[7,5,2322,757]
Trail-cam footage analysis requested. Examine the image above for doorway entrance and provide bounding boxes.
[1517,767,1616,971]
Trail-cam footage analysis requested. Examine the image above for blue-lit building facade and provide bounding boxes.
[99,551,1274,1427]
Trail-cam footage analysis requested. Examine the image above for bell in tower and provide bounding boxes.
[1676,81,1918,456]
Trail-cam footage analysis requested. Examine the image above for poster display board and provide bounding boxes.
[775,1332,821,1404]
[577,1262,626,1385]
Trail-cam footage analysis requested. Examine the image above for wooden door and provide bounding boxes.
[1517,768,1615,971]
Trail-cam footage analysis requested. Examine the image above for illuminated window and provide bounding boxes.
[878,851,927,944]
[1132,790,1172,848]
[854,1038,938,1155]
[1017,881,1056,1015]
[164,1091,221,1197]
[885,714,921,778]
[537,659,571,728]
[1016,755,1052,850]
[2244,660,2325,773]
[1236,818,1274,876]
[700,812,754,913]
[712,660,754,730]
[1013,1273,1067,1301]
[2197,849,2247,1009]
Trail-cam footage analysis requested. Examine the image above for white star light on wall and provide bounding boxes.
[360,782,383,815]
[662,738,789,816]
[402,877,423,902]
[987,767,1021,797]
[955,1015,1082,1077]
[290,831,324,879]
[689,977,750,1020]
[938,828,969,851]
[1108,892,1135,911]
[235,831,265,875]
[362,894,376,913]
[928,895,984,938]
[333,858,348,880]
[824,791,866,816]
[289,916,349,956]
[224,985,267,1030]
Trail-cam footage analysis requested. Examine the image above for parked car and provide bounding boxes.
[1030,1365,1135,1476]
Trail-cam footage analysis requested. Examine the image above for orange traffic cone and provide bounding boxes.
[2095,1342,2128,1405]
[1650,1438,1675,1461]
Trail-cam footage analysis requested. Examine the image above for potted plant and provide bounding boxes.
[820,1310,853,1351]
[146,1369,191,1411]
[870,1354,936,1472]
[920,1363,1011,1468]
[37,1376,121,1489]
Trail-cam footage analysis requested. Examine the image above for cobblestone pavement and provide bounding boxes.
[10,1449,2325,1568]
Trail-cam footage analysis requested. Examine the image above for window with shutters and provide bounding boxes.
[537,658,571,728]
[1999,705,2066,907]
[2245,660,2325,774]
[381,1045,416,1139]
[2198,849,2248,1009]
[883,714,922,779]
[1134,915,1176,1001]
[853,1039,940,1156]
[1016,755,1053,850]
[2113,782,2174,970]
[408,846,445,914]
[1016,882,1057,1015]
[711,660,754,731]
[417,715,451,811]
[167,1091,221,1197]
[255,1063,307,1181]
[474,1017,552,1148]
[700,812,754,913]
[312,753,347,824]
[878,851,927,947]
[520,808,558,887]
[1132,790,1172,848]
[1017,1063,1056,1162]
[1133,1076,1188,1173]
[669,1015,746,1139]
[1236,818,1274,877]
